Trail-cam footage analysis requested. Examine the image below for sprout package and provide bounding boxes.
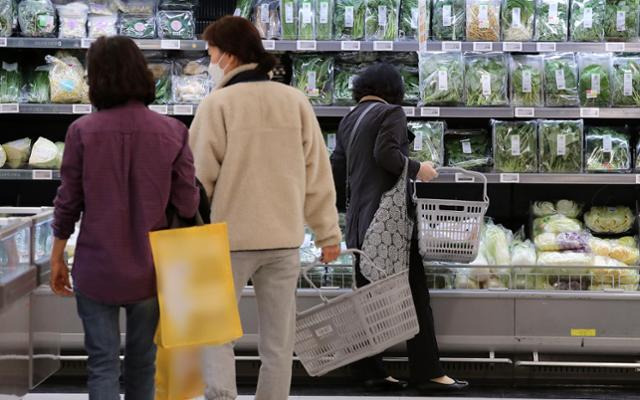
[333,62,360,105]
[0,62,21,103]
[399,0,423,40]
[510,54,544,107]
[280,0,297,39]
[292,55,334,105]
[605,0,640,41]
[444,129,493,171]
[464,52,509,107]
[432,0,466,40]
[46,53,89,103]
[501,0,535,40]
[466,0,501,41]
[254,0,281,39]
[578,53,612,107]
[334,0,366,39]
[364,0,401,40]
[316,0,334,39]
[544,53,580,107]
[18,0,57,37]
[418,51,464,105]
[534,0,569,41]
[148,59,172,104]
[88,15,118,38]
[584,126,631,172]
[56,2,89,39]
[570,0,605,42]
[538,119,584,173]
[172,58,210,104]
[492,119,538,173]
[408,120,445,166]
[0,0,16,36]
[157,11,195,39]
[24,65,50,103]
[612,56,640,106]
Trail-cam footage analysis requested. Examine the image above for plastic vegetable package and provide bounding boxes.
[511,239,537,265]
[605,0,640,41]
[334,0,366,39]
[501,0,535,40]
[590,236,639,264]
[585,126,631,172]
[0,0,16,36]
[253,0,281,39]
[119,15,156,38]
[56,2,89,39]
[46,53,89,104]
[492,119,538,173]
[292,55,334,106]
[172,58,210,104]
[24,65,50,103]
[419,52,465,106]
[534,0,569,41]
[299,0,318,40]
[148,60,172,104]
[533,214,583,235]
[18,0,57,37]
[88,15,118,38]
[464,52,508,107]
[332,62,359,105]
[120,0,157,14]
[510,54,543,107]
[408,120,445,166]
[234,0,253,19]
[280,0,297,39]
[0,62,21,103]
[578,53,612,107]
[591,261,639,291]
[364,0,401,40]
[534,231,591,251]
[2,138,32,169]
[432,0,466,40]
[400,64,420,105]
[611,56,640,107]
[399,0,422,40]
[570,0,605,41]
[537,251,594,266]
[466,0,501,41]
[483,221,513,265]
[538,119,583,173]
[0,146,5,168]
[533,199,583,218]
[584,206,635,234]
[444,129,493,171]
[544,53,580,107]
[316,0,334,39]
[29,137,60,169]
[157,11,195,39]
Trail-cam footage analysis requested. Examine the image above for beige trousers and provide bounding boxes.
[202,249,300,400]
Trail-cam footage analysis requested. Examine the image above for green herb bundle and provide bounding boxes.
[399,0,422,40]
[585,126,631,172]
[335,0,366,39]
[400,65,420,105]
[444,129,493,171]
[365,0,401,40]
[281,0,298,39]
[492,119,538,172]
[511,55,543,107]
[409,120,445,166]
[501,0,535,40]
[464,53,509,106]
[333,63,359,105]
[605,0,640,41]
[234,0,254,19]
[534,0,569,41]
[254,0,282,39]
[316,0,334,39]
[0,0,15,36]
[419,52,465,105]
[538,119,583,173]
[0,62,21,103]
[432,0,466,40]
[612,56,640,106]
[578,53,612,107]
[120,14,156,38]
[570,0,605,41]
[298,0,317,39]
[292,55,334,105]
[25,66,49,103]
[544,53,580,107]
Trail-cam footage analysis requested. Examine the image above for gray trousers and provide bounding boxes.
[202,249,300,400]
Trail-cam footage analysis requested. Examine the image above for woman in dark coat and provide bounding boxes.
[330,63,469,394]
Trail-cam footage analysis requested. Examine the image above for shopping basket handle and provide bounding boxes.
[412,167,489,204]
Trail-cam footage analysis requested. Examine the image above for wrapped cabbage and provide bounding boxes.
[538,119,583,173]
[533,214,583,235]
[482,221,513,265]
[454,270,480,289]
[492,120,538,173]
[0,145,6,168]
[584,206,635,234]
[292,55,334,106]
[534,231,590,251]
[511,240,537,265]
[589,236,639,265]
[585,126,631,173]
[172,59,210,104]
[18,0,56,37]
[55,142,64,169]
[444,129,493,171]
[408,120,445,167]
[537,251,594,266]
[556,199,583,218]
[29,137,59,169]
[46,53,89,104]
[592,260,639,290]
[2,138,32,169]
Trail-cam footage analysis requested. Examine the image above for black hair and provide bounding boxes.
[352,63,405,105]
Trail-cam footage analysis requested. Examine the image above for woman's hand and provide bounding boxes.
[321,245,341,264]
[417,161,439,182]
[50,258,73,296]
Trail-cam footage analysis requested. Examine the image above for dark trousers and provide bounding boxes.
[353,237,446,383]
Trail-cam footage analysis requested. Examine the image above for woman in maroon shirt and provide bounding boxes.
[50,36,199,400]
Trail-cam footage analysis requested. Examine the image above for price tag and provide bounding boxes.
[296,40,317,51]
[403,107,416,117]
[32,170,53,180]
[580,107,600,118]
[173,105,194,115]
[570,329,596,337]
[0,103,19,113]
[455,173,476,183]
[438,70,448,91]
[0,37,6,47]
[515,107,535,118]
[72,104,92,114]
[603,134,612,153]
[420,107,440,117]
[511,135,521,155]
[557,134,566,156]
[414,132,423,150]
[262,40,276,50]
[373,41,394,51]
[500,173,520,183]
[341,41,361,51]
[160,40,181,50]
[503,42,523,52]
[81,38,95,48]
[536,42,556,52]
[461,139,472,154]
[149,105,168,114]
[441,41,462,51]
[473,42,493,52]
[606,42,625,52]
[635,174,640,184]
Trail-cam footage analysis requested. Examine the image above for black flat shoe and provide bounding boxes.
[363,377,409,391]
[416,379,470,393]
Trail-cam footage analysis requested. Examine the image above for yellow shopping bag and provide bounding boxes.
[149,223,243,349]
[155,341,205,400]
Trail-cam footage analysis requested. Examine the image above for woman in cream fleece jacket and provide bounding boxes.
[189,17,342,400]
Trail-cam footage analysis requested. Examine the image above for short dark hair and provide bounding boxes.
[352,63,405,105]
[203,16,277,74]
[87,36,156,110]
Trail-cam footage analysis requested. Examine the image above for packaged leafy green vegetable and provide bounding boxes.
[316,0,333,39]
[400,65,420,105]
[605,0,639,41]
[408,120,445,166]
[432,0,466,39]
[334,0,366,39]
[578,53,612,107]
[298,0,317,39]
[419,51,464,105]
[612,56,640,107]
[292,55,334,105]
[254,0,281,39]
[466,0,501,41]
[585,126,631,172]
[281,0,297,39]
[534,0,569,41]
[234,0,253,18]
[501,0,535,40]
[464,52,508,107]
[538,119,583,173]
[18,0,57,37]
[570,0,605,41]
[399,0,422,40]
[544,53,580,107]
[148,60,172,104]
[56,2,89,39]
[0,62,21,103]
[120,14,156,38]
[333,63,360,105]
[492,119,538,172]
[157,10,195,39]
[24,66,50,103]
[444,129,493,171]
[365,0,401,40]
[0,0,16,36]
[510,54,543,107]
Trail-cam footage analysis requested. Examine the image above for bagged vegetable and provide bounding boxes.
[119,14,156,38]
[292,55,334,105]
[537,251,594,266]
[454,270,480,289]
[444,129,493,171]
[0,0,16,36]
[88,0,119,15]
[534,231,590,251]
[148,60,172,104]
[56,2,89,39]
[157,10,194,39]
[611,56,640,107]
[533,214,583,235]
[483,221,513,265]
[254,0,281,39]
[510,54,543,107]
[419,52,465,106]
[18,0,56,37]
[534,0,569,41]
[584,206,635,234]
[408,120,445,166]
[533,201,556,217]
[544,53,580,107]
[88,15,118,37]
[334,0,366,39]
[316,0,334,39]
[280,0,297,39]
[400,64,420,105]
[399,0,422,40]
[120,0,157,14]
[0,62,21,103]
[501,0,535,40]
[432,0,466,40]
[299,0,318,40]
[29,137,59,169]
[234,0,253,19]
[570,0,605,41]
[172,58,210,104]
[365,0,401,40]
[46,53,89,104]
[492,120,538,173]
[533,199,583,218]
[511,239,537,265]
[2,138,32,169]
[590,236,639,264]
[605,0,640,41]
[578,53,612,107]
[585,126,631,172]
[24,65,50,103]
[464,52,508,107]
[466,0,501,41]
[0,146,5,168]
[55,141,64,169]
[332,62,359,105]
[538,119,583,173]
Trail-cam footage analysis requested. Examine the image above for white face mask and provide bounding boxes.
[208,53,228,85]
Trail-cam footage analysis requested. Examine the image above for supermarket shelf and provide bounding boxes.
[0,169,60,181]
[1,37,206,51]
[429,173,640,185]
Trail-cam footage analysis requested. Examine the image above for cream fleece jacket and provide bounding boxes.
[189,64,342,251]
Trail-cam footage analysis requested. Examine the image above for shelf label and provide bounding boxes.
[515,107,535,118]
[503,41,523,51]
[0,37,7,47]
[455,173,476,183]
[149,105,168,115]
[340,41,361,51]
[373,41,394,51]
[570,328,596,337]
[473,42,493,51]
[0,103,19,113]
[72,104,92,114]
[441,41,462,51]
[81,38,95,48]
[403,107,416,117]
[606,42,625,52]
[636,174,640,184]
[296,40,317,51]
[32,170,53,180]
[173,104,194,115]
[160,40,181,50]
[262,40,276,50]
[580,107,600,118]
[350,106,356,111]
[536,42,556,52]
[500,173,520,183]
[420,107,440,117]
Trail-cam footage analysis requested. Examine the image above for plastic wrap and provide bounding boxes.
[444,128,493,171]
[148,60,172,104]
[578,53,612,107]
[533,199,583,218]
[501,0,535,40]
[0,0,16,36]
[464,52,508,106]
[364,0,401,40]
[157,0,197,10]
[408,120,445,166]
[492,119,538,172]
[253,0,281,39]
[605,0,639,41]
[18,0,57,37]
[157,10,194,39]
[511,239,537,265]
[585,126,631,172]
[29,137,59,169]
[281,0,297,39]
[570,0,605,41]
[24,65,50,103]
[400,64,419,105]
[332,62,360,105]
[510,54,543,107]
[538,119,583,173]
[590,236,639,265]
[543,53,579,107]
[292,55,334,105]
[466,0,501,41]
[584,206,635,234]
[432,0,466,40]
[534,231,591,251]
[534,0,569,41]
[172,58,209,104]
[483,221,513,265]
[612,56,640,106]
[533,214,583,235]
[2,138,32,169]
[419,52,464,106]
[120,14,156,38]
[399,0,422,40]
[56,2,88,39]
[0,62,21,103]
[537,251,594,266]
[120,0,157,14]
[88,15,117,37]
[298,0,317,40]
[316,0,333,39]
[234,0,253,19]
[334,0,366,39]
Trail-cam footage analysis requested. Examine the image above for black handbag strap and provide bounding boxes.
[345,102,379,208]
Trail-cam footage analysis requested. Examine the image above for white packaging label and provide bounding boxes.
[411,7,419,28]
[617,10,626,31]
[511,135,521,156]
[549,0,559,24]
[160,40,180,50]
[481,72,491,96]
[522,70,532,93]
[624,72,633,96]
[302,2,312,24]
[0,103,19,113]
[234,7,241,16]
[555,69,566,90]
[461,139,472,154]
[328,134,337,151]
[320,2,329,23]
[584,7,593,28]
[512,7,522,28]
[285,3,294,23]
[378,5,388,26]
[588,74,600,98]
[348,75,355,89]
[414,132,424,151]
[345,6,354,27]
[307,71,317,92]
[442,5,452,27]
[603,134,612,153]
[261,4,270,23]
[438,70,449,91]
[478,4,489,28]
[557,134,566,156]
